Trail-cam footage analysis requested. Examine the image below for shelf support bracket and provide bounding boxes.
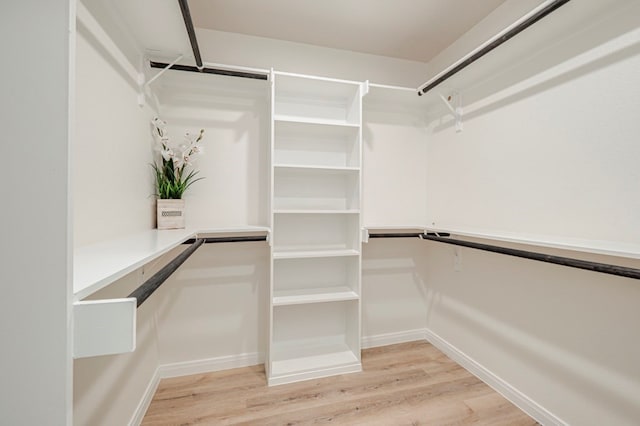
[145,54,184,88]
[362,228,370,243]
[361,80,370,98]
[138,54,184,108]
[438,91,463,133]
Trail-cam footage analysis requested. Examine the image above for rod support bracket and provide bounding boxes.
[438,91,464,133]
[361,80,370,98]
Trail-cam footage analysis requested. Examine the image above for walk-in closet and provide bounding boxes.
[3,0,640,424]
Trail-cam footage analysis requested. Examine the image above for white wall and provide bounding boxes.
[74,19,157,247]
[426,0,640,247]
[363,96,428,227]
[155,243,269,370]
[157,71,270,229]
[424,241,640,425]
[0,1,73,425]
[196,28,430,87]
[362,240,429,342]
[423,1,640,424]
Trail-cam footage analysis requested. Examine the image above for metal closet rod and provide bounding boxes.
[178,0,203,70]
[368,232,451,239]
[128,238,205,307]
[420,234,640,281]
[149,61,268,80]
[418,0,571,96]
[174,0,268,80]
[369,233,424,238]
[127,235,269,308]
[183,235,268,244]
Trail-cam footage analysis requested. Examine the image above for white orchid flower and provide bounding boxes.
[173,156,184,169]
[161,148,174,161]
[152,118,205,198]
[152,117,167,137]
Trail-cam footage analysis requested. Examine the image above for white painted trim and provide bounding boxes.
[273,70,361,86]
[268,363,362,386]
[361,329,428,349]
[128,367,161,426]
[159,352,265,379]
[423,328,566,426]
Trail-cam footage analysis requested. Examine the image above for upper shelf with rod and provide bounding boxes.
[74,226,270,301]
[414,0,630,120]
[417,0,571,97]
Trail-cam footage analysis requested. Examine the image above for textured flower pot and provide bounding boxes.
[157,199,185,230]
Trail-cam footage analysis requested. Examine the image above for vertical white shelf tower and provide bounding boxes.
[268,71,364,385]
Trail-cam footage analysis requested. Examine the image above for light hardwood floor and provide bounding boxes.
[142,341,537,425]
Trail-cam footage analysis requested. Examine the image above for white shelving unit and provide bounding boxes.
[268,72,364,385]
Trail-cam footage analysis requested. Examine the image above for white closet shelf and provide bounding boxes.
[273,286,359,306]
[274,115,359,128]
[269,343,361,386]
[273,249,360,260]
[196,226,271,238]
[361,224,640,260]
[273,164,360,172]
[365,225,427,232]
[274,209,360,215]
[74,226,270,300]
[429,227,640,260]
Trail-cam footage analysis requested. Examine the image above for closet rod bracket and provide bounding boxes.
[145,54,184,88]
[438,91,463,133]
[361,80,370,97]
[138,54,185,108]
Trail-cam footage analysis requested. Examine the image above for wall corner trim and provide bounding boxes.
[159,352,265,379]
[128,367,161,426]
[361,329,429,349]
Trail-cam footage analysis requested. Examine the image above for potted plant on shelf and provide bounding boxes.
[151,117,205,229]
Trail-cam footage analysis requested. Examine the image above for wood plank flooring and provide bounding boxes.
[142,341,537,425]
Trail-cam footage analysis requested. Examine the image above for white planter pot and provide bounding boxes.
[157,199,185,230]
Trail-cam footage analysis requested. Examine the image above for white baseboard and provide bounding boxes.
[361,329,428,349]
[423,328,566,426]
[128,352,263,425]
[128,367,161,426]
[159,351,264,379]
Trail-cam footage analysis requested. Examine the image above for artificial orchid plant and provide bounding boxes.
[151,117,205,199]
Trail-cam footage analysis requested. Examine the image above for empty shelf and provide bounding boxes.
[269,343,361,386]
[273,286,359,306]
[273,249,360,260]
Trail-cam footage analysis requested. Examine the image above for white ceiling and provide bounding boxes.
[188,0,508,63]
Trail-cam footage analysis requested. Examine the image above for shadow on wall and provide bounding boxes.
[362,108,429,149]
[422,241,640,424]
[154,242,270,363]
[362,238,430,337]
[431,1,640,131]
[154,71,271,228]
